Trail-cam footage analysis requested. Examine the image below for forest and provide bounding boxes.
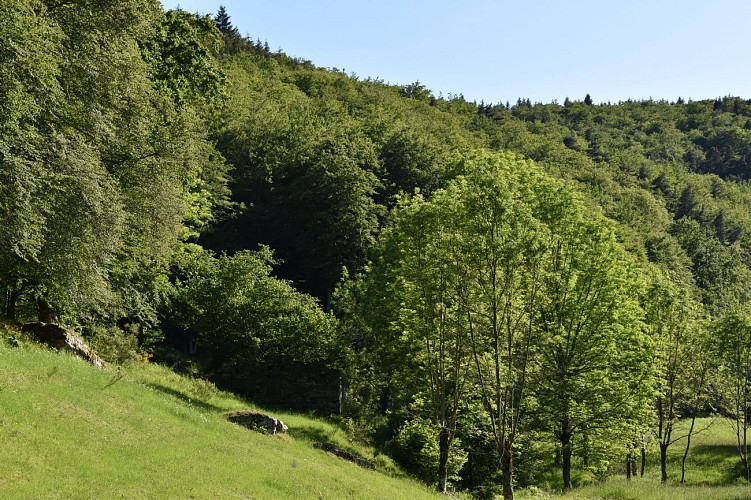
[5,1,751,498]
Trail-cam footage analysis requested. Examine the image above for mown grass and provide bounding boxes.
[0,326,440,499]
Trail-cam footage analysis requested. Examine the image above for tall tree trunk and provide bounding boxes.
[502,438,514,500]
[626,452,632,480]
[437,428,450,493]
[581,433,590,468]
[660,442,668,483]
[5,288,20,321]
[562,426,573,490]
[630,452,637,477]
[640,443,646,477]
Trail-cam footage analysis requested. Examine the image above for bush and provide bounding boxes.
[87,324,140,365]
[171,248,340,368]
[189,377,218,402]
[388,419,467,487]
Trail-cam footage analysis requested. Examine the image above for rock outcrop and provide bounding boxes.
[21,322,105,369]
[313,442,376,470]
[227,410,288,435]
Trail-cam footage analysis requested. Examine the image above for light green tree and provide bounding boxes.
[644,275,709,483]
[713,309,751,481]
[356,150,649,498]
[530,189,657,490]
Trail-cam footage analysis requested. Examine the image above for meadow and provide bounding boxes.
[0,327,438,499]
[5,323,751,499]
[520,416,751,499]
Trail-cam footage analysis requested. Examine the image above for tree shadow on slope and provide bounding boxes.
[144,382,225,413]
[686,444,745,485]
[287,425,333,443]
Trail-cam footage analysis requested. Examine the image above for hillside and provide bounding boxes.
[0,329,437,499]
[7,2,751,498]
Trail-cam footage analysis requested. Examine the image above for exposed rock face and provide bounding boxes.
[21,322,106,369]
[313,442,376,470]
[227,410,288,435]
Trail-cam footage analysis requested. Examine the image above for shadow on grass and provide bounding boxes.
[689,444,744,485]
[287,425,335,443]
[145,383,225,413]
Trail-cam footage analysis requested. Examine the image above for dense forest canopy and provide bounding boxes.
[5,3,751,498]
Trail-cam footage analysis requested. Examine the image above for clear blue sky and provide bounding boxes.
[162,0,751,105]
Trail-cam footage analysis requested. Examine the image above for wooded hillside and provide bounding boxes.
[4,3,751,498]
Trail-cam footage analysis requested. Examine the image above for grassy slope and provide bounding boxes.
[0,334,439,499]
[7,329,751,500]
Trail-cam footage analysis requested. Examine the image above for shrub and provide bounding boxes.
[388,419,467,487]
[87,324,140,365]
[171,247,340,368]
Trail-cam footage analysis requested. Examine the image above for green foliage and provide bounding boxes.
[141,9,225,107]
[86,323,141,365]
[10,3,751,496]
[0,0,61,263]
[1,1,231,328]
[390,419,468,485]
[348,150,657,493]
[171,247,339,367]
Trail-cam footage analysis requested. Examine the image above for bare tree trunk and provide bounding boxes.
[562,425,573,490]
[681,414,697,483]
[626,452,632,480]
[640,440,646,477]
[5,288,20,321]
[502,438,514,500]
[437,428,450,493]
[743,411,750,482]
[660,443,668,483]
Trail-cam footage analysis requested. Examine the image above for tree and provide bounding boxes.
[0,0,64,320]
[531,194,656,490]
[714,309,751,481]
[172,247,339,368]
[214,5,235,33]
[675,185,699,220]
[213,5,249,55]
[401,81,434,102]
[670,218,751,311]
[367,191,472,492]
[652,173,673,198]
[354,150,552,497]
[352,150,660,497]
[450,153,551,500]
[644,276,707,482]
[380,125,449,201]
[1,1,230,333]
[142,9,225,107]
[207,75,383,304]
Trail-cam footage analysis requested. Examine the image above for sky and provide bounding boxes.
[162,0,751,105]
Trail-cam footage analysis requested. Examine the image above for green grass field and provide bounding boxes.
[0,328,440,499]
[516,413,751,499]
